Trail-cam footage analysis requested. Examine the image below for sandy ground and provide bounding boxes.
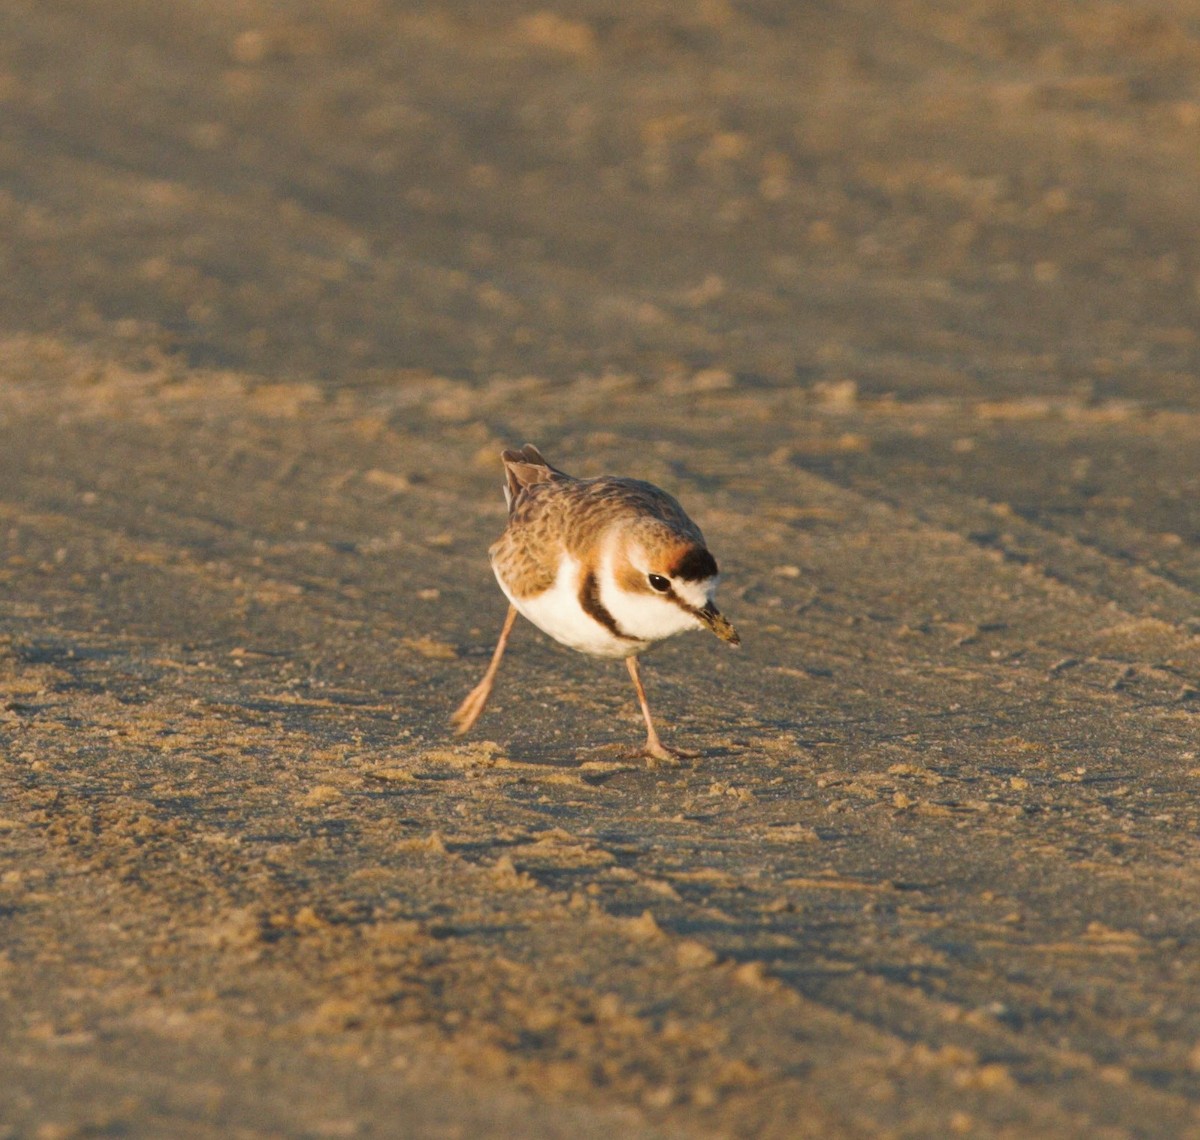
[3,2,1200,1137]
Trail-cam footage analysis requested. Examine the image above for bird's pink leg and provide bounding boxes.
[451,605,518,735]
[625,655,697,764]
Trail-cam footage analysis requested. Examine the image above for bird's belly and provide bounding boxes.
[495,558,646,659]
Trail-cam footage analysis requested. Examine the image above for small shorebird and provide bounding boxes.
[451,444,739,760]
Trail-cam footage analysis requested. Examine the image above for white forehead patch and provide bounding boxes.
[673,575,718,609]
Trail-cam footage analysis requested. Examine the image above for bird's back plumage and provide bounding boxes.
[491,461,705,602]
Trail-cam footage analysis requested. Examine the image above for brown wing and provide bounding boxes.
[491,447,577,596]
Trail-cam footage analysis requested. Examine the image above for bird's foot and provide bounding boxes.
[642,739,699,768]
[450,680,491,735]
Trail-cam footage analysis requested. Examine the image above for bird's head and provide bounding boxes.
[610,530,740,646]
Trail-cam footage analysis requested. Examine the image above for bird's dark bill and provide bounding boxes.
[697,601,740,645]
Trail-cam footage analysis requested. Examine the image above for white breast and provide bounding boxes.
[495,553,647,658]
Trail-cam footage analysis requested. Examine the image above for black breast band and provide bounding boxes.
[579,570,638,641]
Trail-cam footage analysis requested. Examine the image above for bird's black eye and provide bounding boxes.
[648,574,671,592]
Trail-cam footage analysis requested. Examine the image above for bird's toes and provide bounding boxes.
[642,742,699,767]
[450,686,488,734]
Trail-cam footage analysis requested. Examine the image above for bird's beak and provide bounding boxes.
[697,600,740,646]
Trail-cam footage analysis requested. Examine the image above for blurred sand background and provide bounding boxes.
[3,2,1200,1136]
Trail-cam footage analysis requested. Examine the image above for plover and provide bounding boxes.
[451,444,739,760]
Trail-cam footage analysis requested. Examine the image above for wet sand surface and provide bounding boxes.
[3,2,1200,1137]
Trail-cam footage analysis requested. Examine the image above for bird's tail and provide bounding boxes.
[500,444,569,510]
